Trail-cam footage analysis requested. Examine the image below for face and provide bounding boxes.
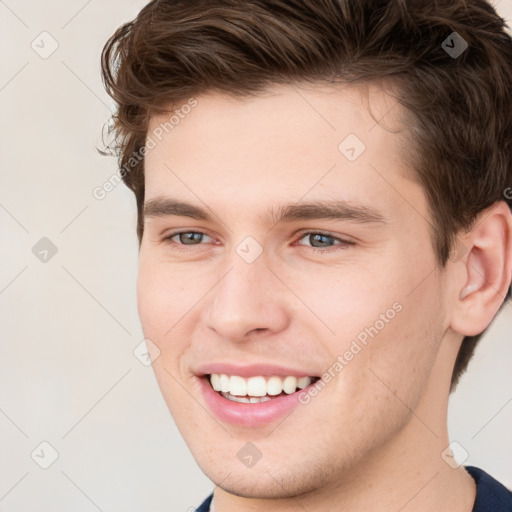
[137,83,452,499]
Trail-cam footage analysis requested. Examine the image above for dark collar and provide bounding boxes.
[195,467,512,512]
[466,466,512,511]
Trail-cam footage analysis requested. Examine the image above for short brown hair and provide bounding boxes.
[100,0,512,390]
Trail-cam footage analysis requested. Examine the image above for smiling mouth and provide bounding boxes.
[207,373,320,403]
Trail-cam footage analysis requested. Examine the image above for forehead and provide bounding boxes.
[146,82,405,154]
[143,83,419,220]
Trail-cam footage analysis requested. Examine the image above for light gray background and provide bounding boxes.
[1,1,511,510]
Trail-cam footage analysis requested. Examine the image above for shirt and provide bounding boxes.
[194,466,512,511]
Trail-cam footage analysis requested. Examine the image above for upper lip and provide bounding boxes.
[195,362,319,378]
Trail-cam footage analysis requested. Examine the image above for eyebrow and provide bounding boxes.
[143,197,388,226]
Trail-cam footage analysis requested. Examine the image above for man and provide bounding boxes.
[100,1,512,510]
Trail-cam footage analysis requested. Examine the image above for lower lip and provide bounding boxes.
[198,377,309,427]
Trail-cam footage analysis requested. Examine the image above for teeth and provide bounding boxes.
[247,376,267,397]
[220,392,272,403]
[210,373,221,391]
[267,376,283,396]
[219,374,230,393]
[229,376,247,396]
[249,396,271,403]
[282,376,297,394]
[222,393,250,403]
[297,376,311,389]
[209,374,314,398]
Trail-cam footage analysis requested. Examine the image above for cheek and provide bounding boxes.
[359,269,447,409]
[136,262,164,336]
[136,255,195,336]
[285,260,398,343]
[308,277,446,458]
[136,256,206,388]
[293,252,445,391]
[136,261,198,422]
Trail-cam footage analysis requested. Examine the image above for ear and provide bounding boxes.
[450,201,512,337]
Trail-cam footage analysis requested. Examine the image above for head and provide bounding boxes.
[100,0,512,502]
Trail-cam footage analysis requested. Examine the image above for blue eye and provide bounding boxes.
[162,230,354,253]
[299,232,338,248]
[297,232,353,252]
[165,231,213,246]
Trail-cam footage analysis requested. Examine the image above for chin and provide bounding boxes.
[194,449,344,501]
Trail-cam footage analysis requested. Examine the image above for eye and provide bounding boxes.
[161,230,354,253]
[163,231,214,247]
[296,231,354,252]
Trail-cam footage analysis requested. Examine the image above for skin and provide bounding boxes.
[137,82,512,511]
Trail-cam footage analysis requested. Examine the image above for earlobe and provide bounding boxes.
[451,201,512,336]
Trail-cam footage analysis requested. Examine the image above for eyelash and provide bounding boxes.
[162,230,355,254]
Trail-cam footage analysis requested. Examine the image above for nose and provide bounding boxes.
[204,255,290,343]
